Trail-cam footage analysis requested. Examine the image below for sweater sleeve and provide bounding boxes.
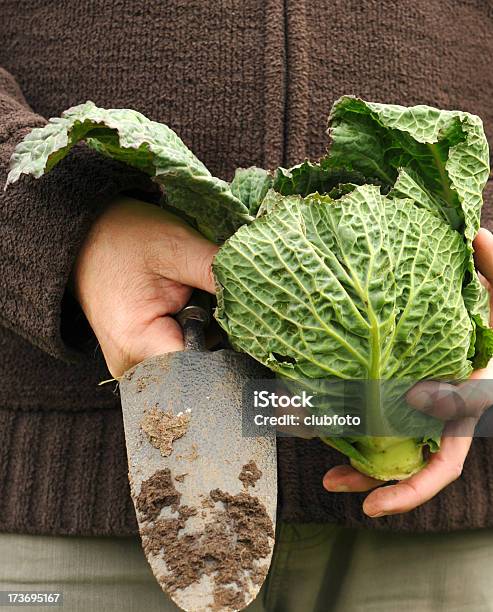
[0,67,153,361]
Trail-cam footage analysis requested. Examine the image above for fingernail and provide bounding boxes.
[366,511,386,518]
[363,502,388,517]
[324,481,349,492]
[333,484,349,492]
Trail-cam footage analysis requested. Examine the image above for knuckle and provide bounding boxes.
[435,453,463,483]
[450,461,464,481]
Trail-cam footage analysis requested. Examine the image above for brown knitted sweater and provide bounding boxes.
[1,0,493,536]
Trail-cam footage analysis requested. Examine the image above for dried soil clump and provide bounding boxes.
[238,460,262,489]
[140,405,191,456]
[136,469,181,522]
[139,477,274,610]
[142,505,197,556]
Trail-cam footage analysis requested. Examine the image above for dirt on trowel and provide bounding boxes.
[140,405,191,457]
[238,461,262,489]
[136,465,274,611]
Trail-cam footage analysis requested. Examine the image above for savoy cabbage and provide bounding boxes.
[6,97,493,480]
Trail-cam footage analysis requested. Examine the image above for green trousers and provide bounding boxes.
[1,524,493,611]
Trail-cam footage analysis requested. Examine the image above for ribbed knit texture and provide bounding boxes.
[1,0,493,535]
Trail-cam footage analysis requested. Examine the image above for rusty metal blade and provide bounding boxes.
[120,350,277,612]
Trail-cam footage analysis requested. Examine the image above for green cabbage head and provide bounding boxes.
[7,97,493,480]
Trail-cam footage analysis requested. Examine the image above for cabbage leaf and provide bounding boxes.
[5,101,252,242]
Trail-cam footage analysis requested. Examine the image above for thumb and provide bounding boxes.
[157,223,219,294]
[185,241,219,294]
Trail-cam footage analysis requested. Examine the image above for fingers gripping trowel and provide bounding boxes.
[119,296,277,612]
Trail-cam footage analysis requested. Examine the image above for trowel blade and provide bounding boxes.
[119,350,277,612]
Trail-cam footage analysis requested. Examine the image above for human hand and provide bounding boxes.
[72,196,218,377]
[322,228,493,518]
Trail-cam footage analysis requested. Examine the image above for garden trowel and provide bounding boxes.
[119,295,277,612]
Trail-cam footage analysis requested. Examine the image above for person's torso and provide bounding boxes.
[3,0,493,177]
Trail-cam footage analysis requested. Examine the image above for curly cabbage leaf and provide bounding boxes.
[5,101,252,242]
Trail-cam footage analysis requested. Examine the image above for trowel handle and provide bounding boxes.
[175,291,210,351]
